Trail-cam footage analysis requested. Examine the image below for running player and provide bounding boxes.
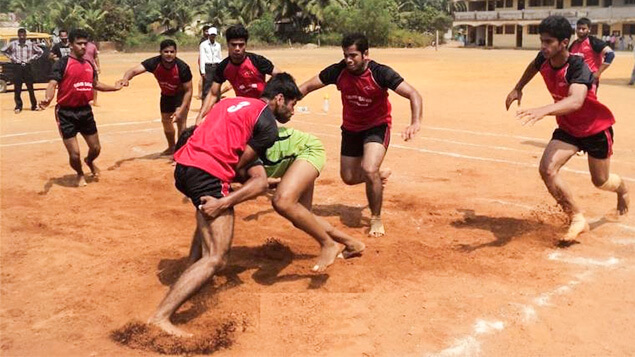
[505,15,629,242]
[299,33,423,237]
[119,39,193,155]
[195,24,281,124]
[39,29,122,187]
[148,73,302,337]
[260,127,366,271]
[569,17,614,93]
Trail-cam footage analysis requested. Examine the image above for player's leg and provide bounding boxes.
[273,160,340,271]
[149,208,233,337]
[361,142,388,237]
[160,95,177,155]
[539,137,585,240]
[79,108,101,177]
[62,137,86,186]
[174,94,188,138]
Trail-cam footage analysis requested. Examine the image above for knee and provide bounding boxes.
[69,151,81,162]
[539,164,557,182]
[90,144,101,155]
[361,164,379,181]
[340,170,359,185]
[202,254,226,272]
[591,173,610,188]
[272,192,295,215]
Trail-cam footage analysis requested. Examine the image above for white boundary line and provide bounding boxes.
[0,119,162,138]
[0,128,160,147]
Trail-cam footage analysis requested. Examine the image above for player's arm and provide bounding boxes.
[195,81,222,124]
[393,81,423,141]
[118,64,146,87]
[505,60,539,110]
[94,80,123,92]
[299,75,326,97]
[173,80,193,122]
[595,46,615,80]
[271,66,282,76]
[516,83,587,126]
[38,80,58,110]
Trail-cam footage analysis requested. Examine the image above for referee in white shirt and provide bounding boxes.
[199,27,222,98]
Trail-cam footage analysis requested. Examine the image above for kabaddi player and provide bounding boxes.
[299,33,423,237]
[261,127,366,271]
[119,40,193,155]
[148,73,302,337]
[505,15,629,242]
[39,29,122,187]
[195,24,281,124]
[569,17,614,93]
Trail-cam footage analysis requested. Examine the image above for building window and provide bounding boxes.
[528,0,554,6]
[505,25,516,34]
[528,25,539,34]
[571,0,583,5]
[625,0,635,4]
[586,0,599,5]
[602,24,611,36]
[496,0,504,7]
[496,26,504,34]
[543,0,554,5]
[623,24,635,35]
[590,24,598,35]
[506,0,513,6]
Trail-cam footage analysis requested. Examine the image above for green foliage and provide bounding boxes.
[248,13,277,44]
[401,7,452,33]
[388,28,434,47]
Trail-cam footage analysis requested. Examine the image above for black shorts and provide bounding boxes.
[55,105,97,139]
[552,127,614,159]
[341,123,391,157]
[174,164,230,207]
[160,93,184,114]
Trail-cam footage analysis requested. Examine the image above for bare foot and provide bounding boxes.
[563,213,589,241]
[369,217,385,237]
[341,240,365,259]
[148,318,192,338]
[161,147,175,156]
[617,190,629,215]
[77,174,87,187]
[312,243,341,272]
[380,168,392,186]
[84,158,100,178]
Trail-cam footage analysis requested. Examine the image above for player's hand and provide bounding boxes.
[171,109,185,123]
[267,177,281,188]
[198,196,229,218]
[516,107,547,126]
[113,81,124,90]
[116,79,129,87]
[38,98,52,110]
[401,122,420,141]
[505,88,522,111]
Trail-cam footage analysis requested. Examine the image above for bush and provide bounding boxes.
[388,29,434,48]
[318,32,343,46]
[249,13,277,44]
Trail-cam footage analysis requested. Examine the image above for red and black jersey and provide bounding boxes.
[213,53,274,98]
[50,55,97,107]
[569,36,608,73]
[174,97,278,182]
[141,56,193,96]
[533,52,614,138]
[319,60,404,132]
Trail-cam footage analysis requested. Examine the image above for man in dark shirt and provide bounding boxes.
[1,28,43,113]
[299,33,423,237]
[195,24,281,124]
[38,29,122,187]
[569,17,614,93]
[147,73,303,337]
[50,29,71,60]
[119,40,194,155]
[505,16,629,243]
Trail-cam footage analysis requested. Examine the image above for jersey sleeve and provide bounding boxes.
[49,56,68,82]
[318,61,345,85]
[248,106,278,156]
[589,36,609,53]
[177,59,193,83]
[370,62,404,90]
[566,57,594,89]
[249,53,274,75]
[141,56,160,73]
[533,51,547,70]
[212,58,229,83]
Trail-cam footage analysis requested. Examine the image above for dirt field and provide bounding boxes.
[1,46,634,356]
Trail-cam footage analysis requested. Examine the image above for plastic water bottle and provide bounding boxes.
[322,93,329,113]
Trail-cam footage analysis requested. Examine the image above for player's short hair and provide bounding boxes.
[69,29,89,43]
[202,25,210,32]
[342,33,369,53]
[576,17,592,27]
[226,24,249,42]
[59,29,68,35]
[261,73,302,102]
[538,16,573,42]
[160,39,177,51]
[17,28,26,35]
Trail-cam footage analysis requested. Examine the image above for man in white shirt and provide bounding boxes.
[199,27,222,99]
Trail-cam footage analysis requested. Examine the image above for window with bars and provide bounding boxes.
[587,0,599,5]
[528,25,539,34]
[505,25,516,34]
[571,0,583,5]
[496,26,504,34]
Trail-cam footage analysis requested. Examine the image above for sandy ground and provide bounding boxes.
[1,46,634,356]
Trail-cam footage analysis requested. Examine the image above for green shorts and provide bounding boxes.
[264,127,326,178]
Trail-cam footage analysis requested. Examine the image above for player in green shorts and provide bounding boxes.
[263,127,365,271]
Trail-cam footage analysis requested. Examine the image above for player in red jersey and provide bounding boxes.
[299,33,423,237]
[195,24,281,124]
[505,16,629,243]
[569,17,614,93]
[39,29,122,187]
[147,73,303,337]
[119,40,194,155]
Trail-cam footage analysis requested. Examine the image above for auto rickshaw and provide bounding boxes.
[0,29,53,93]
